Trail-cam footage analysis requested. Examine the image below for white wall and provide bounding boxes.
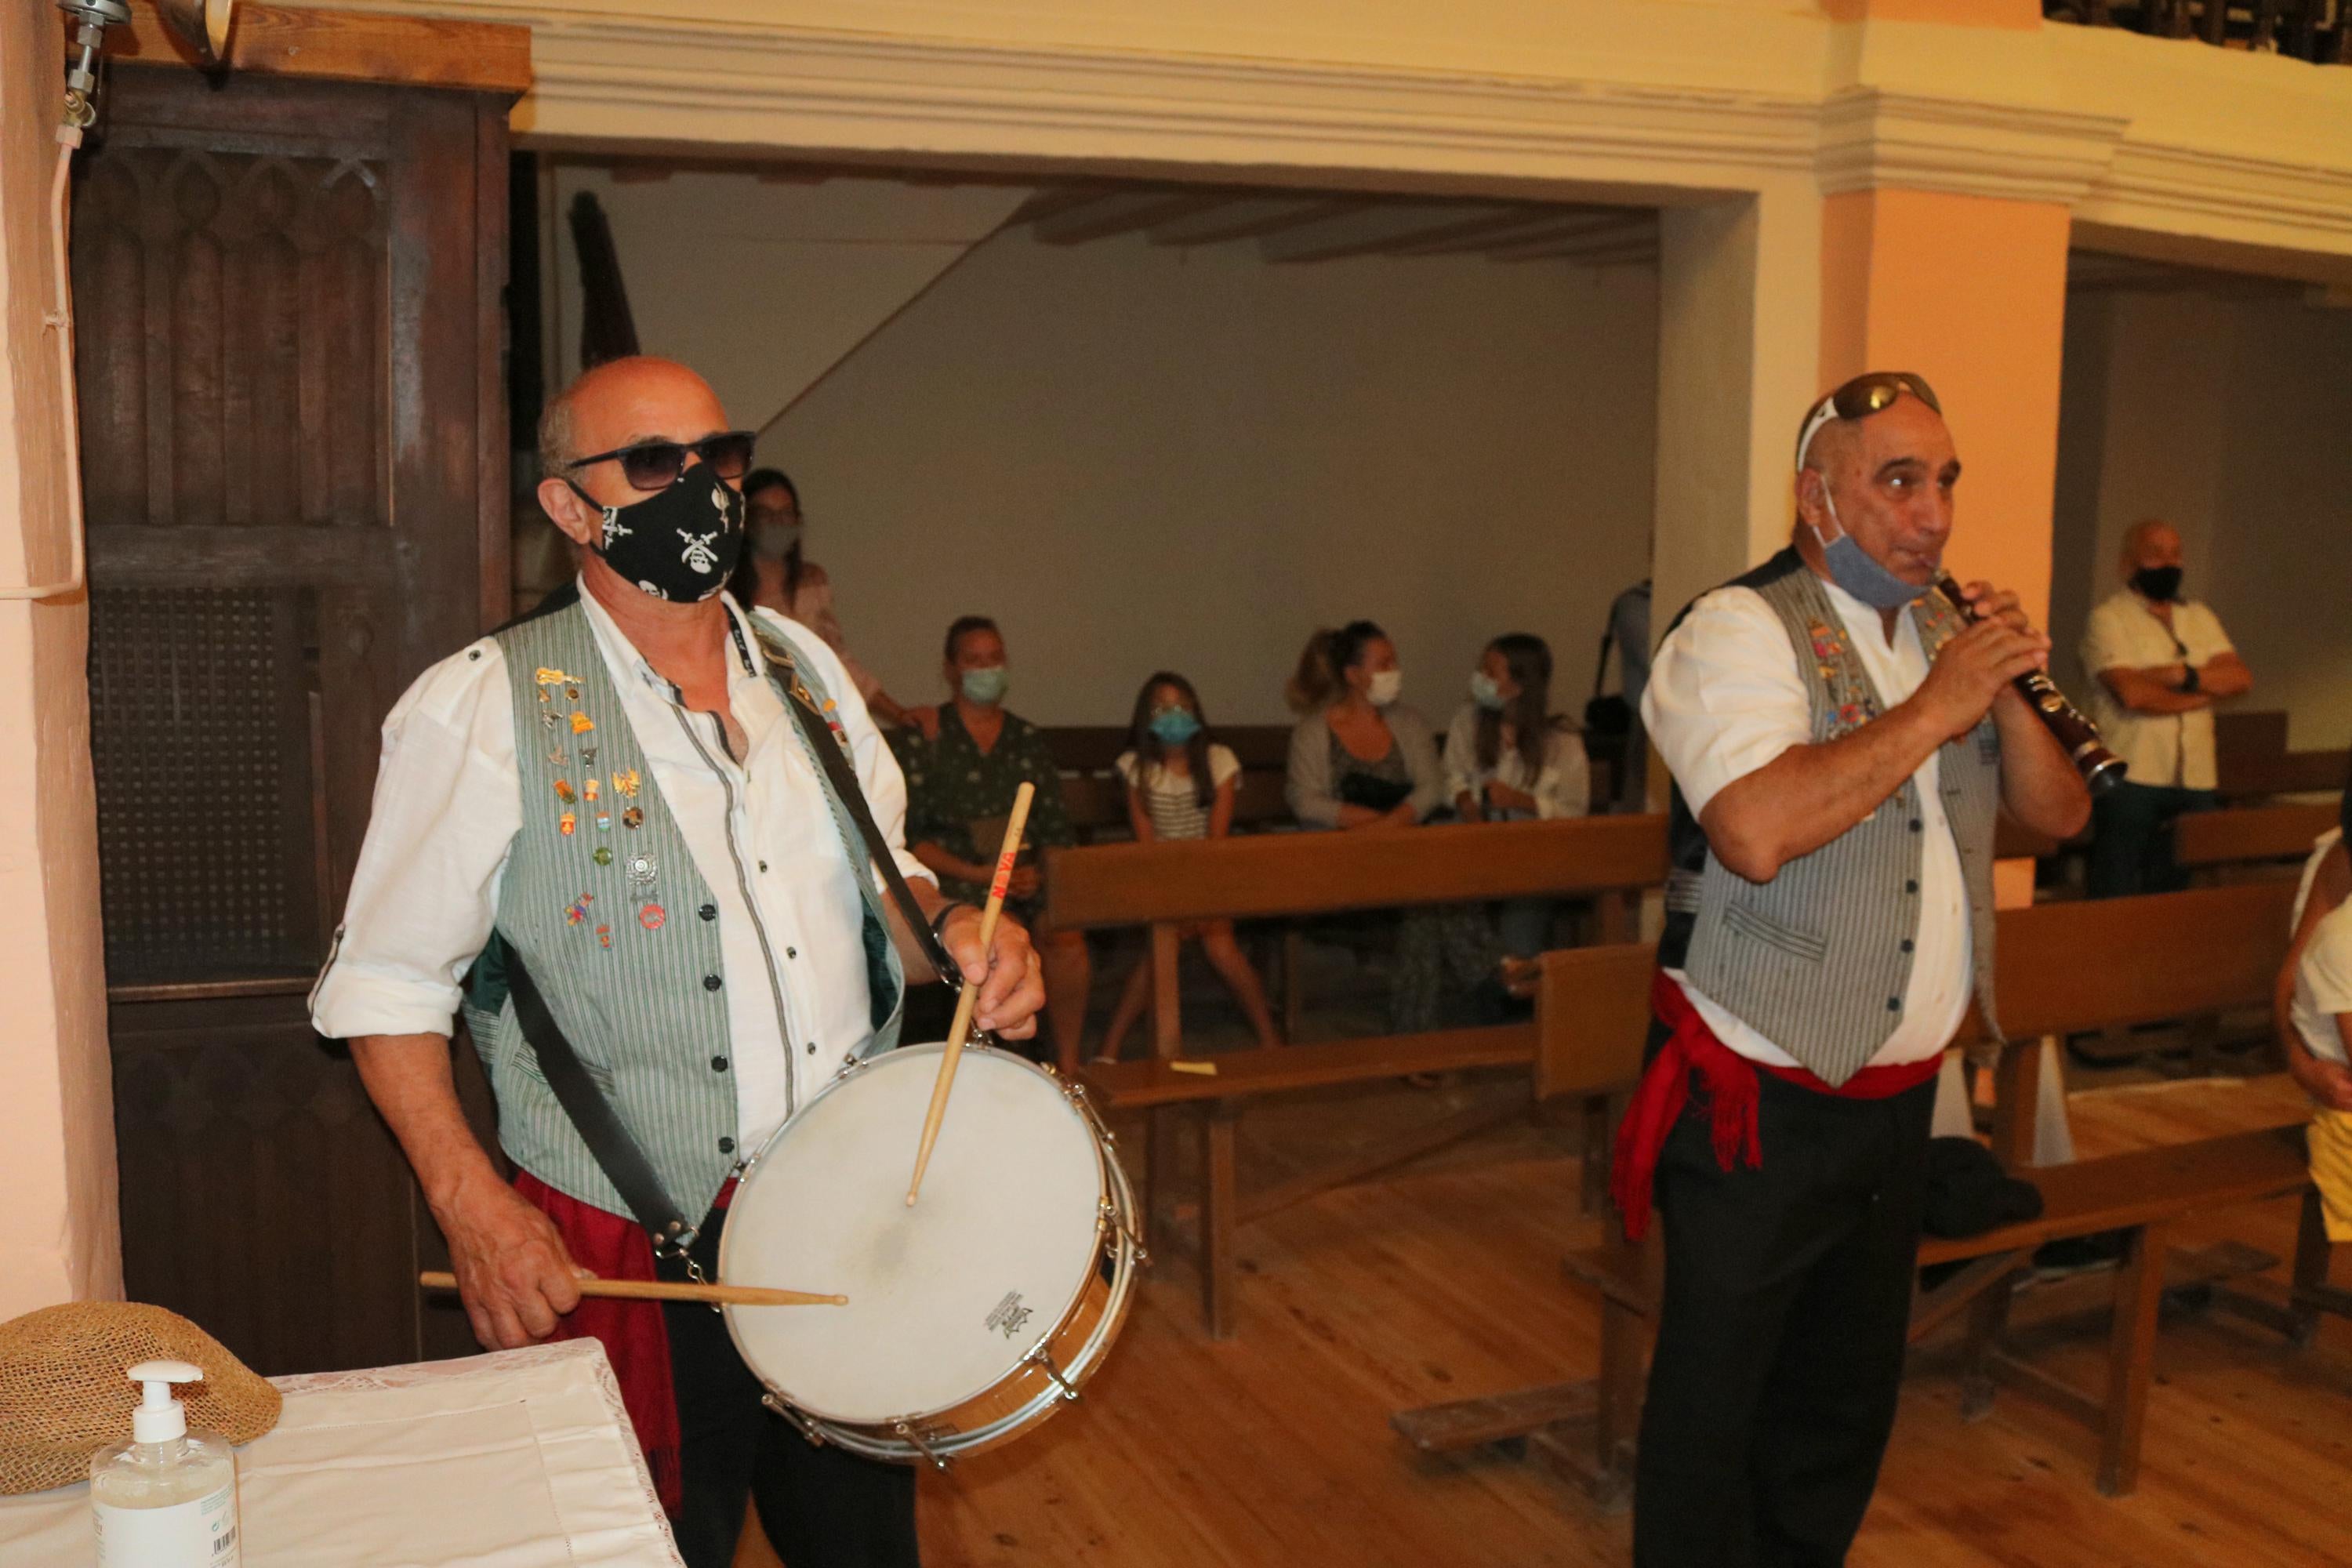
[545,167,1033,436]
[764,226,1657,726]
[2052,286,2352,755]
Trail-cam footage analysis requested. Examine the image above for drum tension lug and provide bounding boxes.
[1025,1345,1080,1405]
[893,1420,953,1472]
[762,1395,828,1449]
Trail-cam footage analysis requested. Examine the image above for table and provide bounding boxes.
[0,1339,684,1566]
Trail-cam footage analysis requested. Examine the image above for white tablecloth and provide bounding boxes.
[0,1339,684,1567]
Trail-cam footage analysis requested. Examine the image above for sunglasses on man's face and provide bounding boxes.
[567,430,757,492]
[1793,372,1941,471]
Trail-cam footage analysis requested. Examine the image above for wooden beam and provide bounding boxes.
[1010,183,1112,225]
[1485,213,1654,262]
[1146,197,1367,248]
[107,2,531,96]
[1032,191,1227,245]
[1254,203,1515,263]
[1385,208,1621,258]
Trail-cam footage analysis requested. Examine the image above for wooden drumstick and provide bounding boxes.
[419,1271,846,1308]
[906,779,1035,1207]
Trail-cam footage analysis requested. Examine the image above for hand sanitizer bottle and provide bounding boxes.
[89,1359,243,1567]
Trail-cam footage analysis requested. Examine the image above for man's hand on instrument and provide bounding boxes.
[1949,579,2040,641]
[436,1169,590,1350]
[1910,608,2049,739]
[941,904,1047,1040]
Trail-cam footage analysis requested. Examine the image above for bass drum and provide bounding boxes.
[719,1042,1139,1466]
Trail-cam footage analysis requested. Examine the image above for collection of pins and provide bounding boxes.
[536,666,665,942]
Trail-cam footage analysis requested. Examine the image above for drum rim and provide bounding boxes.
[716,1040,1113,1429]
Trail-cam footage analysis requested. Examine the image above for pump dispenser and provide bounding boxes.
[89,1359,242,1566]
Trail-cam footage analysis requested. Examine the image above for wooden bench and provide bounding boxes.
[2175,800,2342,880]
[1393,882,2314,1502]
[1056,815,1668,1337]
[2217,710,2349,800]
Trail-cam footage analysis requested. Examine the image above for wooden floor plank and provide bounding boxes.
[730,1069,2351,1568]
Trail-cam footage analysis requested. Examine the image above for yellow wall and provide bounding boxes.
[0,0,121,1316]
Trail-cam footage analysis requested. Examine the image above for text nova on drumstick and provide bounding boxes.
[907,779,1036,1206]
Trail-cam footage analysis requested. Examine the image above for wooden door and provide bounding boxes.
[75,61,512,1375]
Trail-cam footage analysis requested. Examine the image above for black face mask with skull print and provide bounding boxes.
[569,461,745,603]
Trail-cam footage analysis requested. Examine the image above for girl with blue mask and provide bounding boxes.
[1098,673,1281,1062]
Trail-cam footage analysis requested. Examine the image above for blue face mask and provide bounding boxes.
[1811,488,1930,611]
[1468,671,1507,711]
[1148,706,1202,746]
[960,666,1009,704]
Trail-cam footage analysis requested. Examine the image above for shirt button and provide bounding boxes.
[1887,997,1900,1011]
[786,947,797,960]
[703,974,723,992]
[1905,879,1919,894]
[758,860,770,873]
[699,903,717,922]
[1900,938,1915,953]
[1908,818,1922,832]
[805,1041,817,1055]
[710,1055,729,1073]
[717,1136,735,1154]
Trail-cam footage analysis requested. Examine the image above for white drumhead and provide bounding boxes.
[720,1045,1105,1425]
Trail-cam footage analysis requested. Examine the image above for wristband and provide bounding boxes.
[2178,665,2201,695]
[928,902,975,943]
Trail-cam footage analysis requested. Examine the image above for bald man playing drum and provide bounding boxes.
[313,356,1044,1567]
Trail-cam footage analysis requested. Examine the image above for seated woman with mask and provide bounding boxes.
[727,466,910,725]
[1445,632,1591,963]
[1285,621,1502,1033]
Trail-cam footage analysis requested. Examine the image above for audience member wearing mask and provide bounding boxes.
[899,616,1091,1071]
[2278,757,2352,1247]
[726,468,910,726]
[2078,519,2253,898]
[1446,633,1592,962]
[1286,622,1495,1033]
[1097,673,1283,1062]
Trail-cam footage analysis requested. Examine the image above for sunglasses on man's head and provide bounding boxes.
[1793,372,1941,471]
[567,430,757,492]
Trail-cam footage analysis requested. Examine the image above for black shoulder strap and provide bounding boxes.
[751,622,962,989]
[504,945,699,1254]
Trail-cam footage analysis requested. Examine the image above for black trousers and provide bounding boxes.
[660,1209,920,1568]
[2085,780,2217,900]
[1632,1044,1937,1568]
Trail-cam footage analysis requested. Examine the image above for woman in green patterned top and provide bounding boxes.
[898,616,1092,1071]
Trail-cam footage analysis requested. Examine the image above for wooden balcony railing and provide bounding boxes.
[2049,0,2352,64]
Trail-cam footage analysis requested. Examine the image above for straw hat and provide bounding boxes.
[0,1301,281,1494]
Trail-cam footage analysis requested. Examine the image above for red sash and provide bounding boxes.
[513,1171,736,1517]
[1609,971,1944,1240]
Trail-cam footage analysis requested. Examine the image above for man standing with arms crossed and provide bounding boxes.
[1617,372,2091,1565]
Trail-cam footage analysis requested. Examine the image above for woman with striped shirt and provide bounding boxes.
[1095,672,1283,1062]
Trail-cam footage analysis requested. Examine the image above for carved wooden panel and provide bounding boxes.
[71,145,388,532]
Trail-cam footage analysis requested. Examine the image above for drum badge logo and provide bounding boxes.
[983,1290,1033,1340]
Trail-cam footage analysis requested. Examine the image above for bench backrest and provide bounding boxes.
[1042,724,1295,775]
[1044,813,1671,928]
[1530,882,2299,1104]
[1534,942,1657,1101]
[2173,801,2340,869]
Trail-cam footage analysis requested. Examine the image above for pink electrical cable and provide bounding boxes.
[0,130,88,603]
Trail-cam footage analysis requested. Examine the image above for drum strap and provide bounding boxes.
[504,946,702,1256]
[750,622,963,989]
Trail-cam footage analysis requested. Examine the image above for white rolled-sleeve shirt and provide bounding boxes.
[310,583,935,1158]
[1640,574,1973,1071]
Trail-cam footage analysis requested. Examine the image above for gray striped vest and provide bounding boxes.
[1661,550,2003,1086]
[460,589,904,1221]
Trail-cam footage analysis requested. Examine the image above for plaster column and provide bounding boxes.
[0,2,121,1315]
